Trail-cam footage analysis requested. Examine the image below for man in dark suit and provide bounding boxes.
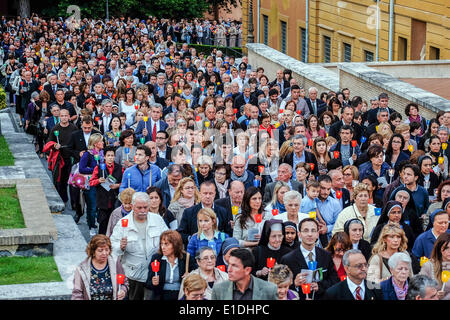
[214,181,245,226]
[281,135,319,177]
[329,169,351,210]
[145,141,169,170]
[269,69,290,93]
[95,99,114,134]
[280,218,340,300]
[323,249,383,300]
[69,116,102,163]
[329,105,363,143]
[305,87,326,116]
[365,107,390,138]
[234,83,258,112]
[367,92,395,125]
[154,164,184,208]
[178,181,233,246]
[135,104,168,143]
[44,74,65,104]
[155,130,172,161]
[263,163,304,206]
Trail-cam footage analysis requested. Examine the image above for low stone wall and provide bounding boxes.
[338,63,450,118]
[246,43,340,93]
[0,178,57,257]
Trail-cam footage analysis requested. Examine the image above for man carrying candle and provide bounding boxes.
[119,145,162,193]
[281,135,318,179]
[135,104,168,143]
[89,146,123,235]
[110,192,169,300]
[323,249,383,300]
[211,248,278,300]
[280,218,339,300]
[329,126,361,167]
[47,108,78,203]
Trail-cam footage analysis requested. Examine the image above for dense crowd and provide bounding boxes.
[0,14,449,301]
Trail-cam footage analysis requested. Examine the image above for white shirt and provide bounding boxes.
[346,278,365,300]
[119,101,138,126]
[83,132,91,147]
[103,113,112,131]
[300,244,316,262]
[161,256,179,284]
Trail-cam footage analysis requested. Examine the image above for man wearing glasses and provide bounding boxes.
[324,249,383,300]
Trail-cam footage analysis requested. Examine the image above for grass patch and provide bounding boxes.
[0,135,14,166]
[0,256,62,285]
[0,187,25,229]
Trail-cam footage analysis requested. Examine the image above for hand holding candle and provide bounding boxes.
[151,260,160,276]
[441,270,449,291]
[420,256,429,267]
[266,257,276,269]
[231,206,239,216]
[54,130,60,144]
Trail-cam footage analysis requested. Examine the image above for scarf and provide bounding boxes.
[177,196,195,209]
[392,278,408,300]
[121,205,130,217]
[274,201,286,213]
[231,170,248,183]
[215,179,229,198]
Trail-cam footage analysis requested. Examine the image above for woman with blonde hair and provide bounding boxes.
[268,264,299,300]
[186,208,229,258]
[264,181,290,217]
[367,222,417,283]
[342,165,359,200]
[106,188,136,237]
[180,273,208,300]
[168,177,200,225]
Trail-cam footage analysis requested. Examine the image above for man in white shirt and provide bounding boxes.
[110,192,168,300]
[323,249,383,300]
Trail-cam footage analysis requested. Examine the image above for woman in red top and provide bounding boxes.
[259,112,275,138]
[305,114,327,139]
[325,232,352,281]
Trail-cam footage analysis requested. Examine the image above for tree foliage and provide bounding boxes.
[37,0,209,20]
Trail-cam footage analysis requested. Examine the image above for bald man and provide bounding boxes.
[145,140,169,170]
[230,155,255,189]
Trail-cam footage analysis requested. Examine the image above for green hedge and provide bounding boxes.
[0,85,6,111]
[177,43,243,58]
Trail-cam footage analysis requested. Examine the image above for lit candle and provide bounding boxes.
[309,211,316,220]
[351,140,357,148]
[54,130,60,144]
[151,260,160,276]
[420,256,429,267]
[231,206,239,216]
[266,257,276,269]
[217,265,226,272]
[335,190,342,199]
[272,209,279,216]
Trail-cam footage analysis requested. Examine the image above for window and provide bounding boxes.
[323,36,331,63]
[300,28,307,62]
[398,37,407,60]
[430,46,440,60]
[344,43,352,62]
[364,50,374,62]
[263,15,268,45]
[281,21,287,54]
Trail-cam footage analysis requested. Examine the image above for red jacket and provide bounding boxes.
[43,141,65,182]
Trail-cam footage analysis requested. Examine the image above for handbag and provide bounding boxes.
[68,162,90,190]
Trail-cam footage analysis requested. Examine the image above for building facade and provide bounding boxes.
[242,0,450,62]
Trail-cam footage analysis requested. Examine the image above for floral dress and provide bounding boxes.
[90,263,114,300]
[104,130,121,147]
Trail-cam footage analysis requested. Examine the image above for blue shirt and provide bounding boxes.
[186,230,229,258]
[292,152,306,180]
[412,229,443,259]
[316,196,342,238]
[300,196,317,214]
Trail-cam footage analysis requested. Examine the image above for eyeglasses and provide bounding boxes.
[350,263,368,269]
[334,247,345,253]
[200,255,216,261]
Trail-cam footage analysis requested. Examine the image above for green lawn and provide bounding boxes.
[0,256,62,285]
[0,187,25,229]
[0,135,14,166]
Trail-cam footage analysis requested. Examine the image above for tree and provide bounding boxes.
[206,0,241,21]
[18,0,31,17]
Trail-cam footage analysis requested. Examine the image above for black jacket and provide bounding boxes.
[177,203,233,245]
[95,162,123,210]
[69,129,102,163]
[280,246,340,300]
[329,120,363,144]
[323,279,384,300]
[145,253,196,296]
[281,151,319,176]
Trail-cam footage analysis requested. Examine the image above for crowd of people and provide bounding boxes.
[0,14,449,301]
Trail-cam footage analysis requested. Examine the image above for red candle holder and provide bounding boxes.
[258,165,264,174]
[308,163,315,171]
[272,209,279,216]
[333,151,340,159]
[340,275,347,281]
[151,260,160,273]
[336,190,343,199]
[296,110,301,115]
[301,283,311,295]
[233,108,237,114]
[254,214,262,223]
[121,219,128,228]
[351,140,357,148]
[266,257,276,269]
[307,139,313,147]
[217,265,226,272]
[117,274,125,285]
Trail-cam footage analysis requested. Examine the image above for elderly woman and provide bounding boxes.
[358,144,391,200]
[180,273,208,300]
[167,177,200,226]
[343,219,372,262]
[276,190,310,225]
[370,200,416,251]
[325,232,353,280]
[268,264,299,300]
[106,188,135,237]
[196,155,214,186]
[179,247,228,300]
[420,233,450,300]
[145,230,196,300]
[233,131,251,158]
[380,252,413,300]
[390,186,423,237]
[367,223,419,283]
[333,183,379,242]
[264,181,290,217]
[233,187,266,248]
[248,138,280,190]
[186,208,229,259]
[72,235,128,300]
[252,220,291,281]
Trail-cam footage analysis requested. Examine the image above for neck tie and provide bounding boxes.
[308,252,314,263]
[356,286,362,300]
[152,123,157,141]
